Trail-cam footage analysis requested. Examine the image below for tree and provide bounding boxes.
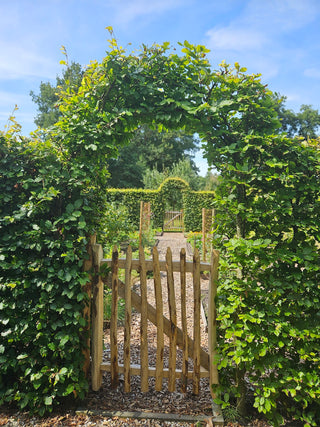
[197,170,221,191]
[143,158,200,190]
[107,125,199,188]
[30,62,83,128]
[295,104,320,139]
[275,95,320,139]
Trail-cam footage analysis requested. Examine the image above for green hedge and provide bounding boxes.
[183,190,215,232]
[105,178,215,232]
[105,188,162,228]
[0,134,91,415]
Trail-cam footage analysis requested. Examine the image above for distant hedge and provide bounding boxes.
[105,177,215,232]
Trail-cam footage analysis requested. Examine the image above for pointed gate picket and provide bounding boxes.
[90,242,219,398]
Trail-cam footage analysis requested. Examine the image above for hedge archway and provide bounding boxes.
[158,177,190,210]
[53,40,213,198]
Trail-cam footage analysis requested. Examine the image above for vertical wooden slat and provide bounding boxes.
[193,247,201,395]
[209,249,220,399]
[180,248,188,393]
[123,245,132,392]
[166,247,177,392]
[91,243,104,391]
[110,246,119,388]
[147,202,151,230]
[153,246,164,391]
[139,245,149,392]
[139,201,143,247]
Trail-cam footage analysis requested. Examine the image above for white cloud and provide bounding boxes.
[206,27,267,51]
[205,0,320,81]
[110,0,187,25]
[0,41,58,80]
[206,0,319,54]
[0,90,29,107]
[304,68,320,79]
[244,0,318,31]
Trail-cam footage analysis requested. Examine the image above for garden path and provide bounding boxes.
[155,232,194,261]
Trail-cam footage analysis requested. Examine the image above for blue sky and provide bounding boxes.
[1,0,320,174]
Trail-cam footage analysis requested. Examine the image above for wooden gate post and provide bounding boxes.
[91,242,104,391]
[202,208,206,262]
[208,249,219,399]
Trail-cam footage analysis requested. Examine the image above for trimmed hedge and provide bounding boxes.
[183,190,215,232]
[0,133,91,415]
[105,177,215,231]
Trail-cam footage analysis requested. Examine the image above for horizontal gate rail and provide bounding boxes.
[102,257,212,273]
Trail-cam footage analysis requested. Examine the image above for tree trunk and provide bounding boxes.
[236,367,247,417]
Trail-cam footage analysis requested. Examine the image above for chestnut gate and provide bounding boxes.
[163,210,184,231]
[90,241,219,398]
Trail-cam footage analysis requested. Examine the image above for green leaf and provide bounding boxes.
[60,335,69,346]
[44,396,53,405]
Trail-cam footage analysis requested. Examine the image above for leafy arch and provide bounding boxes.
[158,177,190,210]
[53,41,319,427]
[53,41,212,199]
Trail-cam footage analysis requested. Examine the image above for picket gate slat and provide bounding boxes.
[153,246,164,391]
[180,248,188,393]
[110,246,119,388]
[192,248,201,395]
[166,247,177,392]
[139,246,149,392]
[123,246,132,392]
[209,249,220,399]
[91,243,104,391]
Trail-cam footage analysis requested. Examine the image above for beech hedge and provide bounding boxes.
[105,178,215,231]
[0,132,91,414]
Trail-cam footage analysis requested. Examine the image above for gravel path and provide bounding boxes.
[155,232,194,260]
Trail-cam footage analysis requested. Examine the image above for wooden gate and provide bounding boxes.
[164,210,184,231]
[90,242,219,398]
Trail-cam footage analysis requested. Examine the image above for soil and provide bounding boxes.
[0,233,273,426]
